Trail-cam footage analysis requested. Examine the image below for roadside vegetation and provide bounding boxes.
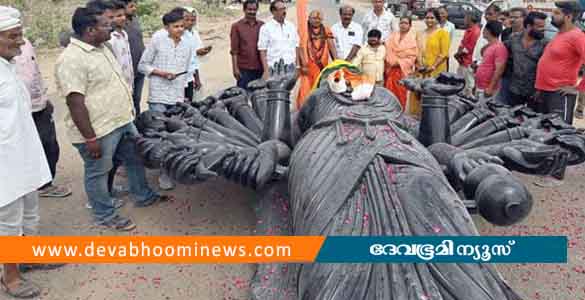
[0,0,236,48]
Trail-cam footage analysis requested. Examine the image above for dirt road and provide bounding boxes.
[6,1,584,300]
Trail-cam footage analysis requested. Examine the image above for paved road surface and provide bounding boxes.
[308,0,365,26]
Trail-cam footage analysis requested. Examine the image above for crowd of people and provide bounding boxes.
[1,0,585,298]
[230,0,585,123]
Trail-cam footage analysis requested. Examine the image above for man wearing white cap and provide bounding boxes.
[182,6,212,102]
[0,6,55,299]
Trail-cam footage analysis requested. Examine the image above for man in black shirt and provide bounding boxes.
[120,0,145,114]
[499,10,513,41]
[503,11,548,107]
[497,7,528,104]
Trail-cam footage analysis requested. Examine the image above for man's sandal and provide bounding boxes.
[0,277,41,299]
[39,185,72,198]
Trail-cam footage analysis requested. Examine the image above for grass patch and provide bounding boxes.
[137,0,237,36]
[0,0,236,48]
[0,0,84,48]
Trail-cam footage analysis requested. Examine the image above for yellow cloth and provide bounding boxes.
[408,28,450,116]
[55,38,134,143]
[417,28,449,77]
[352,44,386,82]
[311,59,361,90]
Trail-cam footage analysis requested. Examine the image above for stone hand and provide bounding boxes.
[450,150,504,183]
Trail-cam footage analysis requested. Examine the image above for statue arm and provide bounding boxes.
[428,143,532,226]
[428,143,503,180]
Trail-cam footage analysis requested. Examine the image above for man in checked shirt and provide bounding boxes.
[138,8,195,190]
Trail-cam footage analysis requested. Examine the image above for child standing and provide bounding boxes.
[352,29,386,86]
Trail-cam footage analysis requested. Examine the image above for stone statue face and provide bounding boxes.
[325,68,375,101]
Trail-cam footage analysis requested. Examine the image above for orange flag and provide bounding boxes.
[296,0,310,110]
[297,0,308,52]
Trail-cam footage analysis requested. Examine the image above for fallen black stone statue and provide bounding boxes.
[134,61,585,300]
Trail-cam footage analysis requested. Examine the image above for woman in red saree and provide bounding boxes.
[296,10,337,110]
[384,16,418,109]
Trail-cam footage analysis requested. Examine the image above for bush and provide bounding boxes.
[136,0,160,17]
[137,0,235,36]
[0,0,234,48]
[25,8,65,48]
[136,0,165,36]
[139,13,162,36]
[196,3,234,18]
[0,0,83,48]
[24,2,75,48]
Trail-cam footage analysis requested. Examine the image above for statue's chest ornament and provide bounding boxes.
[314,105,412,147]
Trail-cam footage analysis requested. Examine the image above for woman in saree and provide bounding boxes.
[296,10,337,110]
[384,16,418,109]
[408,8,450,117]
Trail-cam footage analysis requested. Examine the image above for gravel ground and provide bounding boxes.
[3,1,583,299]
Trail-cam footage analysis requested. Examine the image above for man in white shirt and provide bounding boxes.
[331,5,364,61]
[361,0,397,43]
[0,6,53,299]
[258,0,300,80]
[472,4,501,65]
[438,6,455,71]
[438,6,455,44]
[183,6,212,102]
[110,0,134,89]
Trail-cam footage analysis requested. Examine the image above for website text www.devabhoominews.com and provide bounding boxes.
[0,236,324,263]
[31,241,291,259]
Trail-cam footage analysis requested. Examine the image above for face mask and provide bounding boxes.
[529,30,545,40]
